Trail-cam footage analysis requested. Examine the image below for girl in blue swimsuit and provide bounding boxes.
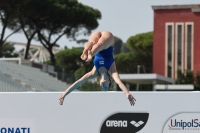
[59,31,136,106]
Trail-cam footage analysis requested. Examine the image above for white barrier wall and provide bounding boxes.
[0,92,199,133]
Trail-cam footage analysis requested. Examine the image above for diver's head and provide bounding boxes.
[99,73,112,91]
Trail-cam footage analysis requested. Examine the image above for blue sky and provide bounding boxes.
[1,0,200,49]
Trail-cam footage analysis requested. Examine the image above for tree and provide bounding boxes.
[113,36,123,55]
[74,66,86,80]
[126,32,153,73]
[0,0,21,57]
[195,71,200,90]
[2,42,18,57]
[175,70,194,84]
[32,0,101,66]
[78,81,100,91]
[113,32,153,74]
[185,70,194,84]
[55,47,93,83]
[127,32,153,54]
[55,48,92,73]
[5,0,101,65]
[121,43,130,53]
[195,71,200,85]
[175,69,186,84]
[76,39,88,45]
[114,53,137,73]
[175,70,200,91]
[8,0,38,59]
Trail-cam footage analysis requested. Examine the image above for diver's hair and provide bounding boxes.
[100,76,112,91]
[108,77,112,89]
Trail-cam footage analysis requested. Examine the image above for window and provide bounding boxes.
[166,23,174,78]
[165,22,193,79]
[185,22,193,71]
[187,25,192,70]
[175,23,184,79]
[177,25,182,69]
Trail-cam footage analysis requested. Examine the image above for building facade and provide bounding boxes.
[152,4,200,79]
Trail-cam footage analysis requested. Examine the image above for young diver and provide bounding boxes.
[59,31,136,106]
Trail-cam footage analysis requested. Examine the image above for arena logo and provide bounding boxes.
[106,120,144,128]
[100,113,149,133]
[106,120,127,127]
[0,127,30,133]
[163,113,200,133]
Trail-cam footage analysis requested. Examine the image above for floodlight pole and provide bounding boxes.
[62,68,65,82]
[136,65,141,91]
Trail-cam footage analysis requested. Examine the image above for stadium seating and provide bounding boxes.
[0,61,69,92]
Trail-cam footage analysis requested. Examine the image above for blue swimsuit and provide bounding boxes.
[93,46,115,75]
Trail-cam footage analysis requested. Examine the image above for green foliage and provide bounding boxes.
[175,70,186,84]
[0,0,102,65]
[78,81,100,91]
[113,36,123,55]
[114,53,137,73]
[116,83,152,91]
[76,39,88,45]
[74,67,86,80]
[175,70,194,84]
[0,0,20,57]
[35,0,101,65]
[55,48,83,72]
[126,32,153,57]
[115,32,153,73]
[185,70,194,84]
[126,32,153,73]
[194,84,200,91]
[195,71,200,85]
[29,0,101,38]
[55,47,93,83]
[138,84,153,91]
[175,70,200,91]
[55,48,93,73]
[194,71,200,91]
[2,43,18,57]
[120,43,130,53]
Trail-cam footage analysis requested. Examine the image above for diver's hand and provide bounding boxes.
[126,93,136,106]
[59,93,65,105]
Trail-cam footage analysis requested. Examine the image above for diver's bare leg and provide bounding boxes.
[81,31,102,61]
[86,31,114,62]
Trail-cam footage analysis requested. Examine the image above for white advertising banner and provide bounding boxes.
[0,92,199,133]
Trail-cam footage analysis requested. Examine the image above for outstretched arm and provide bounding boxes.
[59,67,98,105]
[111,71,136,106]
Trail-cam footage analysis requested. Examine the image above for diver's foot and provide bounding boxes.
[85,51,93,62]
[81,52,88,61]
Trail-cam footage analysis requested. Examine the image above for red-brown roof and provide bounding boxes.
[152,4,200,12]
